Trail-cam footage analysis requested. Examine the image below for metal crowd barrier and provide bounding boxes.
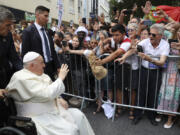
[58,52,180,118]
[98,55,180,121]
[57,53,98,110]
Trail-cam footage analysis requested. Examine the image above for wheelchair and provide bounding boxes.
[0,96,37,135]
[0,127,25,135]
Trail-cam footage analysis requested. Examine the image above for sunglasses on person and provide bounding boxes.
[149,32,157,37]
[128,29,135,32]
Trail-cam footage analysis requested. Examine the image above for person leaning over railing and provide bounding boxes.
[156,23,180,129]
[93,38,115,115]
[115,24,150,119]
[63,36,111,114]
[95,24,131,116]
[115,23,140,120]
[131,23,170,126]
[67,35,88,107]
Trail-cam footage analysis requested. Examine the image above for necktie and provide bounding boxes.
[41,28,51,62]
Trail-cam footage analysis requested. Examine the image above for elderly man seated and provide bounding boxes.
[6,52,95,135]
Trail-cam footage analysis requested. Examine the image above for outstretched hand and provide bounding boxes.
[58,64,69,81]
[114,57,125,64]
[141,1,151,15]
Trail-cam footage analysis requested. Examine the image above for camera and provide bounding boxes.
[168,39,178,44]
[137,45,143,53]
[82,18,86,24]
[62,40,67,47]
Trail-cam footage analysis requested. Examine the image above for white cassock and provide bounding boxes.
[6,69,95,135]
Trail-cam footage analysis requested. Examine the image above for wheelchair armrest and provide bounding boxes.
[9,116,32,122]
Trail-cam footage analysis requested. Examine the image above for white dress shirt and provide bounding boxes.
[34,22,52,63]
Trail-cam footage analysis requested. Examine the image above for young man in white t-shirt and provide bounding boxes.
[96,24,131,115]
[96,24,131,65]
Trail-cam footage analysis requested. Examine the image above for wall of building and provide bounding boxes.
[0,0,79,24]
[0,0,110,25]
[62,0,79,24]
[80,0,92,24]
[98,0,110,22]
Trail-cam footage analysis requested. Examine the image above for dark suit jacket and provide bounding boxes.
[21,24,60,79]
[0,32,23,88]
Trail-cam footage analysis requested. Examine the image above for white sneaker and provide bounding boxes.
[164,122,174,129]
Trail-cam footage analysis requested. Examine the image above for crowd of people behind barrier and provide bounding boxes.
[1,0,180,132]
[50,1,180,129]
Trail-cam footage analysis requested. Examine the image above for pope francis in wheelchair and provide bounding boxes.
[5,52,95,135]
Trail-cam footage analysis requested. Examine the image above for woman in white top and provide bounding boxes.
[115,23,150,120]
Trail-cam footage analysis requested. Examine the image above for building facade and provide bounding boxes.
[79,0,110,24]
[0,0,79,24]
[98,0,110,22]
[0,0,110,25]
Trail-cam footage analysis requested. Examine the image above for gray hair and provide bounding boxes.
[0,6,15,24]
[23,61,33,68]
[127,23,139,31]
[99,30,108,38]
[23,60,38,69]
[150,23,165,35]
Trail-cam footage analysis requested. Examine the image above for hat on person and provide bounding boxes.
[23,51,40,63]
[75,26,88,36]
[87,52,107,80]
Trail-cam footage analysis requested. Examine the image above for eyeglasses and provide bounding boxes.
[128,29,135,32]
[149,32,157,37]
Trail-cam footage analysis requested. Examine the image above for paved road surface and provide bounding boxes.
[83,103,180,135]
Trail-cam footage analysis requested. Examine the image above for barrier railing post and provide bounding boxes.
[80,97,85,110]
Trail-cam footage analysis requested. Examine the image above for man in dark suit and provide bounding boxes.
[0,6,23,127]
[21,5,60,81]
[0,6,23,89]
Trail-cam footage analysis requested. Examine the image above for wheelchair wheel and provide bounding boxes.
[0,127,26,135]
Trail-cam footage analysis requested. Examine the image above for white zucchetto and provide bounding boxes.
[23,52,40,63]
